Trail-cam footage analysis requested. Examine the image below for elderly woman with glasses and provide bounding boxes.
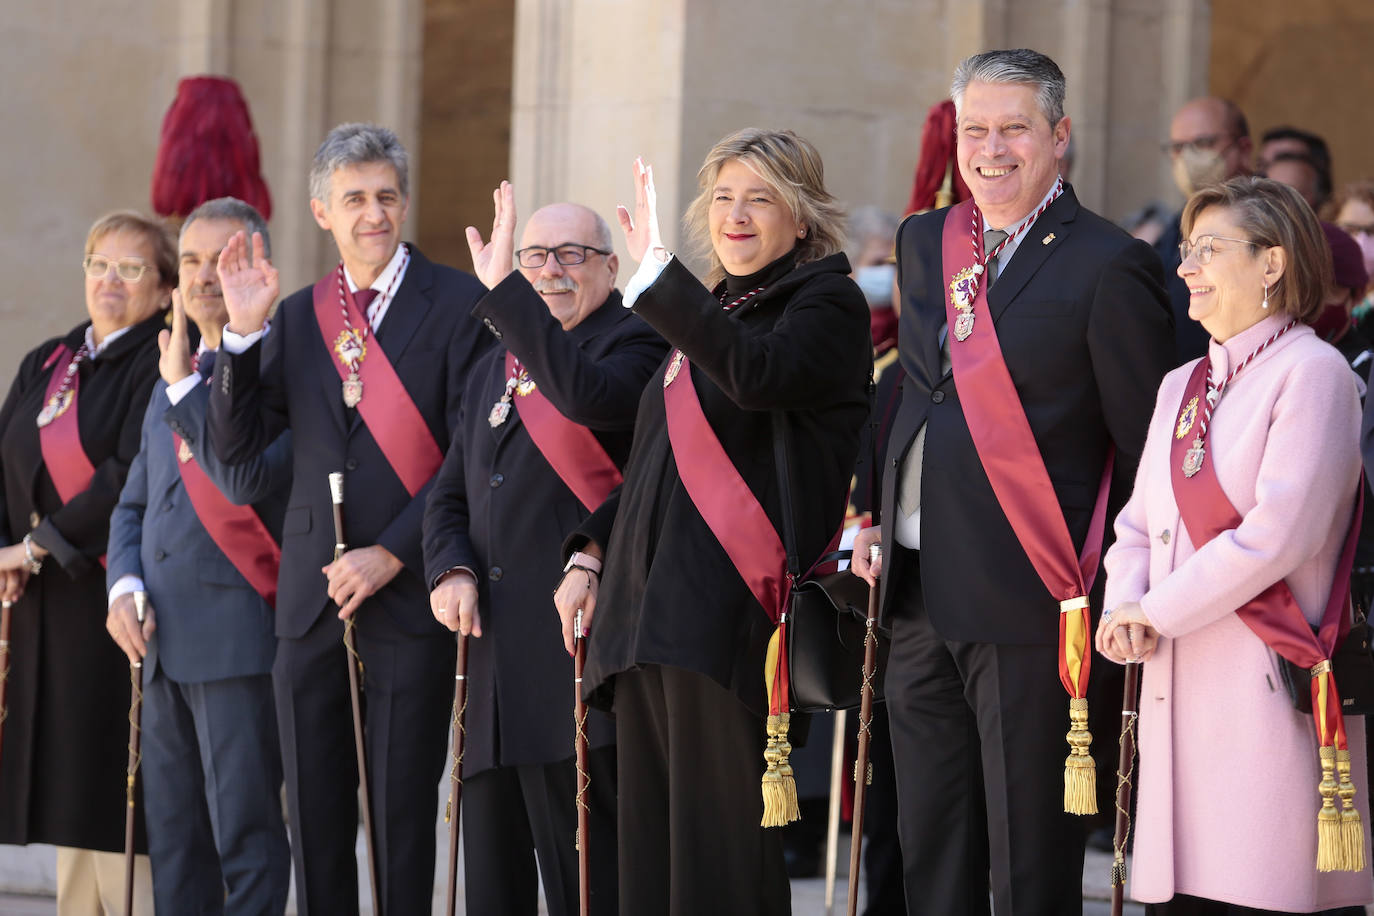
[0,210,172,913]
[551,129,871,914]
[1097,177,1373,914]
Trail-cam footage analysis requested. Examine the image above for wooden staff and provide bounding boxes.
[124,591,147,916]
[1110,661,1142,916]
[443,632,469,916]
[329,472,381,916]
[574,607,591,916]
[847,543,882,916]
[823,707,847,915]
[0,599,12,771]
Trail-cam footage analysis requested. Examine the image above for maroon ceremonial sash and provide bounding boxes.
[1168,358,1359,746]
[508,352,622,512]
[37,344,98,505]
[173,431,281,607]
[312,276,442,497]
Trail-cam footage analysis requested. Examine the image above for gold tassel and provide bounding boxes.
[1337,748,1364,871]
[761,714,788,827]
[775,712,800,823]
[1110,852,1127,889]
[1317,745,1344,872]
[1064,697,1097,815]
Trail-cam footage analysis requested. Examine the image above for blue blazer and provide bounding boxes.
[108,375,290,683]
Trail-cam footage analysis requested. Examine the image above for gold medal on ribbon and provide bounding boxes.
[35,389,73,428]
[663,350,685,388]
[948,265,983,342]
[334,330,367,407]
[1182,437,1206,478]
[1175,396,1198,440]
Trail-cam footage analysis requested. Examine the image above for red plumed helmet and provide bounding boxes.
[151,76,272,220]
[905,99,970,215]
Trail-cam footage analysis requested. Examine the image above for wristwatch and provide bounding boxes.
[563,551,602,576]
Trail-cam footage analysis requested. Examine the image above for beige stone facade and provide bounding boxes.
[3,0,1366,391]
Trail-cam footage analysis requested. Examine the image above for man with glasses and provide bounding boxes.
[1156,97,1253,363]
[424,188,666,914]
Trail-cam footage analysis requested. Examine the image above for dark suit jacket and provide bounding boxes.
[423,279,667,774]
[208,245,493,638]
[880,186,1175,643]
[108,374,290,683]
[573,254,872,715]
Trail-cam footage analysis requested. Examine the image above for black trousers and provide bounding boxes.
[614,664,791,916]
[462,747,619,916]
[861,703,906,915]
[273,608,453,916]
[883,545,1085,916]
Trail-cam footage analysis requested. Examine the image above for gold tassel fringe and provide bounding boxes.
[761,713,800,827]
[1338,748,1364,871]
[1064,697,1097,815]
[1110,853,1127,889]
[1317,745,1344,872]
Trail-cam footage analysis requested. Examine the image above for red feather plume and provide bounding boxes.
[905,99,970,215]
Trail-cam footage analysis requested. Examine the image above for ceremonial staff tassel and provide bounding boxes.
[124,591,148,916]
[443,632,469,916]
[574,607,591,916]
[847,543,883,916]
[329,472,381,916]
[0,599,11,771]
[1111,661,1142,916]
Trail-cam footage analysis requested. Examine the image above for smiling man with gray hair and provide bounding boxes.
[851,49,1174,914]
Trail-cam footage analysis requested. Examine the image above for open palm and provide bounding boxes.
[217,230,279,335]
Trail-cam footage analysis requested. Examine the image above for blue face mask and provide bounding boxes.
[854,263,896,307]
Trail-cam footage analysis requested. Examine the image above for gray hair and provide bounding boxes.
[950,49,1067,127]
[846,205,899,265]
[309,123,409,203]
[180,197,271,258]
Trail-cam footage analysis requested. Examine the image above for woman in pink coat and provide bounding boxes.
[1097,177,1374,915]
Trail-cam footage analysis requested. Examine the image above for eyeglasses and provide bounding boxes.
[83,255,151,283]
[1161,134,1235,157]
[1339,222,1374,239]
[515,245,611,269]
[1178,235,1258,265]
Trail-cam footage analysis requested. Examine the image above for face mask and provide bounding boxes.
[854,263,896,307]
[1172,146,1229,197]
[1310,301,1352,342]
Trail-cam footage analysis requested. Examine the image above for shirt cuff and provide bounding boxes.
[221,325,263,354]
[623,255,673,308]
[164,374,200,405]
[431,566,477,591]
[109,574,145,609]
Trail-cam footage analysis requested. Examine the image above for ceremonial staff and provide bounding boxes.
[574,607,591,916]
[1110,661,1142,916]
[329,472,381,916]
[443,631,469,916]
[123,591,147,916]
[847,543,882,916]
[823,707,847,915]
[0,600,11,771]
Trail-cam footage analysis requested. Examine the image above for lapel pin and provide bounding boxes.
[1042,232,1056,245]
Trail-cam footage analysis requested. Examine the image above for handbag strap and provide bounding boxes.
[771,370,878,582]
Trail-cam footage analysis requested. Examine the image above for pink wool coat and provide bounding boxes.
[1102,315,1373,911]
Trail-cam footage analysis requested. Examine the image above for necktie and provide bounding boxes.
[983,228,1009,288]
[198,349,216,381]
[354,288,380,330]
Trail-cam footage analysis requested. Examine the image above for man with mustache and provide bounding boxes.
[424,189,666,915]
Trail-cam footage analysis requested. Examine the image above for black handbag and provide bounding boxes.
[1278,611,1374,717]
[772,411,890,713]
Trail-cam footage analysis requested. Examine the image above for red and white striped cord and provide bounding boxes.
[1197,318,1298,441]
[968,175,1065,279]
[721,286,766,312]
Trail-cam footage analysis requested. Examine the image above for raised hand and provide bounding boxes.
[217,230,279,337]
[158,290,195,385]
[616,157,665,264]
[465,180,517,290]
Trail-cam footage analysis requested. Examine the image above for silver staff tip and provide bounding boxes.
[328,472,345,503]
[133,590,147,624]
[869,542,882,564]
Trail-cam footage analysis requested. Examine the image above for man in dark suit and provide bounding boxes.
[852,50,1174,915]
[107,197,291,915]
[208,124,493,915]
[424,190,667,915]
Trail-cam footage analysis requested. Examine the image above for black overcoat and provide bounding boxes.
[423,279,667,775]
[0,313,162,851]
[574,254,872,715]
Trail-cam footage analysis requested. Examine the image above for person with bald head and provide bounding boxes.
[1155,97,1255,364]
[423,187,667,915]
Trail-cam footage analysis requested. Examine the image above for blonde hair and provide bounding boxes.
[1181,176,1331,324]
[684,128,846,287]
[85,210,177,289]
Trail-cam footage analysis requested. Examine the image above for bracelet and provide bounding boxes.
[22,534,43,575]
[564,551,602,576]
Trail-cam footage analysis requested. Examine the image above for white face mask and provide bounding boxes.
[1172,146,1229,197]
[854,263,896,307]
